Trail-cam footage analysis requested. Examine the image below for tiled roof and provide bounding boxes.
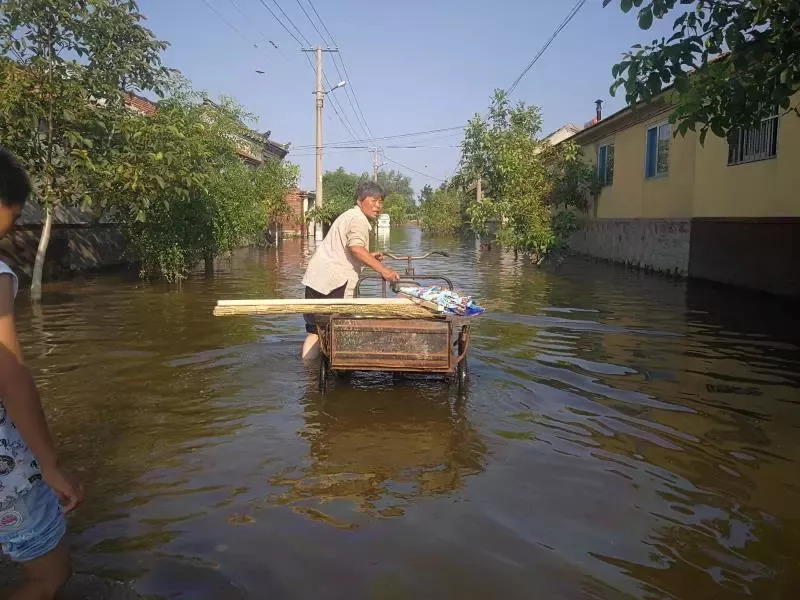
[125,93,157,116]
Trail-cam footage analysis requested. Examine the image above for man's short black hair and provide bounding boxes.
[0,147,31,208]
[355,181,385,204]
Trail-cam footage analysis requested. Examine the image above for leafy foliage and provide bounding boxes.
[417,184,435,205]
[107,89,297,280]
[418,187,464,235]
[371,169,413,204]
[383,192,410,225]
[0,0,170,293]
[304,167,359,226]
[457,90,593,260]
[306,167,415,226]
[0,1,295,284]
[604,0,800,142]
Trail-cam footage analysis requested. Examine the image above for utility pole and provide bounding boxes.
[302,47,339,240]
[476,175,482,204]
[371,147,386,182]
[315,46,323,241]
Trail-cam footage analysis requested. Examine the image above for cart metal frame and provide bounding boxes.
[317,251,471,395]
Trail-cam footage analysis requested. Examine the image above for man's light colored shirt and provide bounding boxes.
[302,206,371,296]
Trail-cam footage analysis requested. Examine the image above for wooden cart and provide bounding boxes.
[316,252,472,395]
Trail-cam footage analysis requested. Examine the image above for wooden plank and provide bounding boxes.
[213,299,436,318]
[216,298,417,307]
[394,291,444,314]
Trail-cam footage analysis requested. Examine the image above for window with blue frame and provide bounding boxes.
[645,123,671,178]
[597,143,614,186]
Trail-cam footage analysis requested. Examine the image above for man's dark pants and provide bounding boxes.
[303,282,347,334]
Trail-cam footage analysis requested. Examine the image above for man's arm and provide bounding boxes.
[0,275,83,512]
[350,246,399,282]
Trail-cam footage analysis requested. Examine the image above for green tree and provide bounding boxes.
[0,0,169,299]
[305,167,359,226]
[418,188,464,235]
[383,192,410,225]
[105,89,296,280]
[604,0,800,142]
[417,184,435,206]
[458,90,593,260]
[373,169,414,203]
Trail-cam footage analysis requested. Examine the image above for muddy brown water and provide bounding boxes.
[13,226,800,599]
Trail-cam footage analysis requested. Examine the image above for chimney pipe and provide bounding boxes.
[595,99,603,123]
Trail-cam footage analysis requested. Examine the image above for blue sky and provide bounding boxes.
[136,0,674,193]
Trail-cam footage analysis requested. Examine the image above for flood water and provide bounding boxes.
[15,226,800,599]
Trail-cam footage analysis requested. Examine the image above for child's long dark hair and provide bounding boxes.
[0,147,31,207]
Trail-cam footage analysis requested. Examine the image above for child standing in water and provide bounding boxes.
[0,147,84,599]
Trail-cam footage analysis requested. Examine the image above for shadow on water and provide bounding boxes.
[8,226,800,599]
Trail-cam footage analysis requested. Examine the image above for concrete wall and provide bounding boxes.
[0,225,127,281]
[689,217,800,297]
[569,218,691,276]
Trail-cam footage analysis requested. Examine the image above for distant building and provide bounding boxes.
[200,98,289,165]
[123,94,290,165]
[541,123,583,147]
[124,92,157,117]
[276,188,313,238]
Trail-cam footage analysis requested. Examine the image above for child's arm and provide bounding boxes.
[0,274,84,512]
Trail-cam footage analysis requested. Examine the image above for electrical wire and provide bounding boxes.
[294,0,327,45]
[201,0,249,40]
[254,0,361,143]
[256,0,304,46]
[383,156,446,183]
[299,0,374,144]
[270,0,312,47]
[307,0,375,142]
[291,126,465,150]
[507,0,588,95]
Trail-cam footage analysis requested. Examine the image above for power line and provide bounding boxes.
[256,0,360,144]
[383,156,446,183]
[322,71,362,141]
[226,0,250,24]
[292,144,461,154]
[299,0,374,143]
[201,0,248,40]
[292,125,465,149]
[307,0,375,142]
[256,0,304,46]
[294,0,327,44]
[270,0,312,46]
[507,0,588,95]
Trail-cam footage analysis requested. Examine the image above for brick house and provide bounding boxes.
[276,188,315,237]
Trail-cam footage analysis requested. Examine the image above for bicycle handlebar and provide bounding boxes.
[382,250,450,261]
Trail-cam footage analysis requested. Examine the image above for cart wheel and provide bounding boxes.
[319,356,329,393]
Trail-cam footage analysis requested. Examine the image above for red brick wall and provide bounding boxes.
[277,188,305,236]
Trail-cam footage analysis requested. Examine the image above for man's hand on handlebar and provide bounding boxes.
[381,268,400,282]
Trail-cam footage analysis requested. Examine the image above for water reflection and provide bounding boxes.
[267,379,486,525]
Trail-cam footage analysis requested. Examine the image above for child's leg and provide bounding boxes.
[0,482,70,600]
[10,539,71,600]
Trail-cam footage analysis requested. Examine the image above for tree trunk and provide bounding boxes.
[204,252,214,277]
[30,206,53,303]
